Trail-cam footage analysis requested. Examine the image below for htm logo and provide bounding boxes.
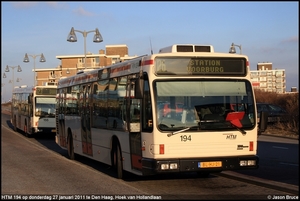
[226,134,237,139]
[2,195,13,199]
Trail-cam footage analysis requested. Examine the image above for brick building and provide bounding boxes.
[35,44,138,86]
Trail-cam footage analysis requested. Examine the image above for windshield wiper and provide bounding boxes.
[167,127,190,137]
[230,123,246,134]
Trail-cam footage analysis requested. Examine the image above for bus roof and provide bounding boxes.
[159,44,214,53]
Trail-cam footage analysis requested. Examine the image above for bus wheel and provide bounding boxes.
[113,143,123,179]
[67,133,75,160]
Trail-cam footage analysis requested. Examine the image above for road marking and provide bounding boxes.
[280,162,298,166]
[272,146,288,149]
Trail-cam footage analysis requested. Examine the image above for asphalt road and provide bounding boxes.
[1,112,298,199]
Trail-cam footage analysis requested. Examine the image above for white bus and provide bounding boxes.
[56,44,268,179]
[11,84,57,137]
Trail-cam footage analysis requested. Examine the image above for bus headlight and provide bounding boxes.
[170,163,178,169]
[160,162,178,170]
[161,164,169,170]
[247,160,256,166]
[240,160,256,166]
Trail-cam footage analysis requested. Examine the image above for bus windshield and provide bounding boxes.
[155,80,255,131]
[35,97,56,117]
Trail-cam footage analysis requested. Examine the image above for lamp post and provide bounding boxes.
[229,43,242,54]
[67,27,103,70]
[4,65,22,92]
[16,78,22,83]
[23,53,46,86]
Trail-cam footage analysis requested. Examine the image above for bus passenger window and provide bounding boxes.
[132,108,140,122]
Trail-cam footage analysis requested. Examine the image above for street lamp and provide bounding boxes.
[4,65,22,92]
[229,43,242,54]
[23,53,46,86]
[67,27,103,69]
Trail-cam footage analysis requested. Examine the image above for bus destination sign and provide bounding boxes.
[155,57,246,76]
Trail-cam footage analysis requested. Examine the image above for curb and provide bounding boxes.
[261,133,299,140]
[218,171,299,195]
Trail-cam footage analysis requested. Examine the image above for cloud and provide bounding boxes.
[281,36,298,44]
[73,6,96,17]
[11,2,68,9]
[11,2,38,8]
[45,2,69,9]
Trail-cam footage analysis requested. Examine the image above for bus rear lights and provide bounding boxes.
[160,163,178,170]
[240,160,256,166]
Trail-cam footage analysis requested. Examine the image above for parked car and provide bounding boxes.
[256,102,288,123]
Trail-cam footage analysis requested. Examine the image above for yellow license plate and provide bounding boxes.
[199,161,222,168]
[52,129,56,132]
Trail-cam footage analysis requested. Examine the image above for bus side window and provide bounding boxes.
[131,107,140,122]
[134,108,140,119]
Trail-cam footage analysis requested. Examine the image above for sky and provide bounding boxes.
[1,1,299,102]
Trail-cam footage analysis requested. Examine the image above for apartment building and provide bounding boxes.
[250,62,286,93]
[35,44,138,86]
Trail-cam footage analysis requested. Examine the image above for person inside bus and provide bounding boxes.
[200,107,212,119]
[183,107,198,123]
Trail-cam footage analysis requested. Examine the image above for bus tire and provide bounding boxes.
[67,133,75,160]
[113,143,123,179]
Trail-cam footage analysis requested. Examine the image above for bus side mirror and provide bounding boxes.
[134,77,144,99]
[258,111,268,135]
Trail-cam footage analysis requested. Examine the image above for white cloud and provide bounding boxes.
[281,36,298,44]
[11,2,38,8]
[73,6,96,17]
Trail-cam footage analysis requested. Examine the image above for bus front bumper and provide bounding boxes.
[141,155,259,176]
[34,127,56,134]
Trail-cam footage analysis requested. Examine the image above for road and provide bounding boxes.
[233,134,298,186]
[1,113,299,200]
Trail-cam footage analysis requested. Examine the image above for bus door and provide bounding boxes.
[80,84,93,156]
[17,97,22,129]
[28,94,34,135]
[126,77,142,171]
[60,89,67,147]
